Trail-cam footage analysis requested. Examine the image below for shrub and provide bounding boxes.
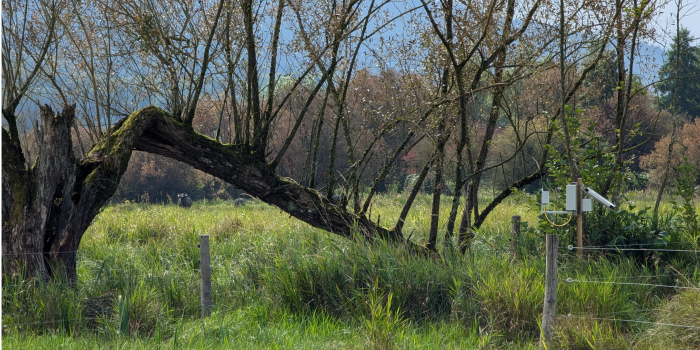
[641,118,700,189]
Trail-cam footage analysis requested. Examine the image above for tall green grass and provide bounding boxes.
[3,194,698,349]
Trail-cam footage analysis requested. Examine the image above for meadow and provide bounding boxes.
[3,193,699,349]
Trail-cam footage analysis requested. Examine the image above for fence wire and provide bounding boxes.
[568,315,700,330]
[566,278,700,290]
[566,246,700,253]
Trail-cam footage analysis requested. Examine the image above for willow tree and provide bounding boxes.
[3,0,406,281]
[2,0,665,281]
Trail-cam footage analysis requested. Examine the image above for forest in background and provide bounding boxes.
[63,3,698,205]
[109,42,699,205]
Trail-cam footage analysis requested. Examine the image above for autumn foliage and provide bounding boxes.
[641,118,700,188]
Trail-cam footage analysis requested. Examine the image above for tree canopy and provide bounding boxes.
[1,0,677,281]
[656,27,700,118]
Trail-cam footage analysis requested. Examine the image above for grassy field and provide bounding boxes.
[3,193,699,349]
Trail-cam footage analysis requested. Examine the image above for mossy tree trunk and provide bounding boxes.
[2,104,407,282]
[3,105,83,279]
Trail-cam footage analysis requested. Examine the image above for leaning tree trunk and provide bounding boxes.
[2,105,407,282]
[3,105,82,279]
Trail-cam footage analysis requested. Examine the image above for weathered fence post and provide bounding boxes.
[577,177,583,257]
[199,235,212,318]
[541,234,559,346]
[511,215,521,258]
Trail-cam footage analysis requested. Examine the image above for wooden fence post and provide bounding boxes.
[511,215,521,258]
[541,234,559,346]
[199,235,212,318]
[577,177,583,257]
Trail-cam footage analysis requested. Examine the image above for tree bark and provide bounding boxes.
[3,105,78,279]
[3,105,410,281]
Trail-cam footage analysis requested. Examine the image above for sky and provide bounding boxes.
[633,1,700,83]
[654,1,700,46]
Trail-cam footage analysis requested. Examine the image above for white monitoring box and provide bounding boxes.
[566,184,577,211]
[582,198,592,212]
[541,191,549,205]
